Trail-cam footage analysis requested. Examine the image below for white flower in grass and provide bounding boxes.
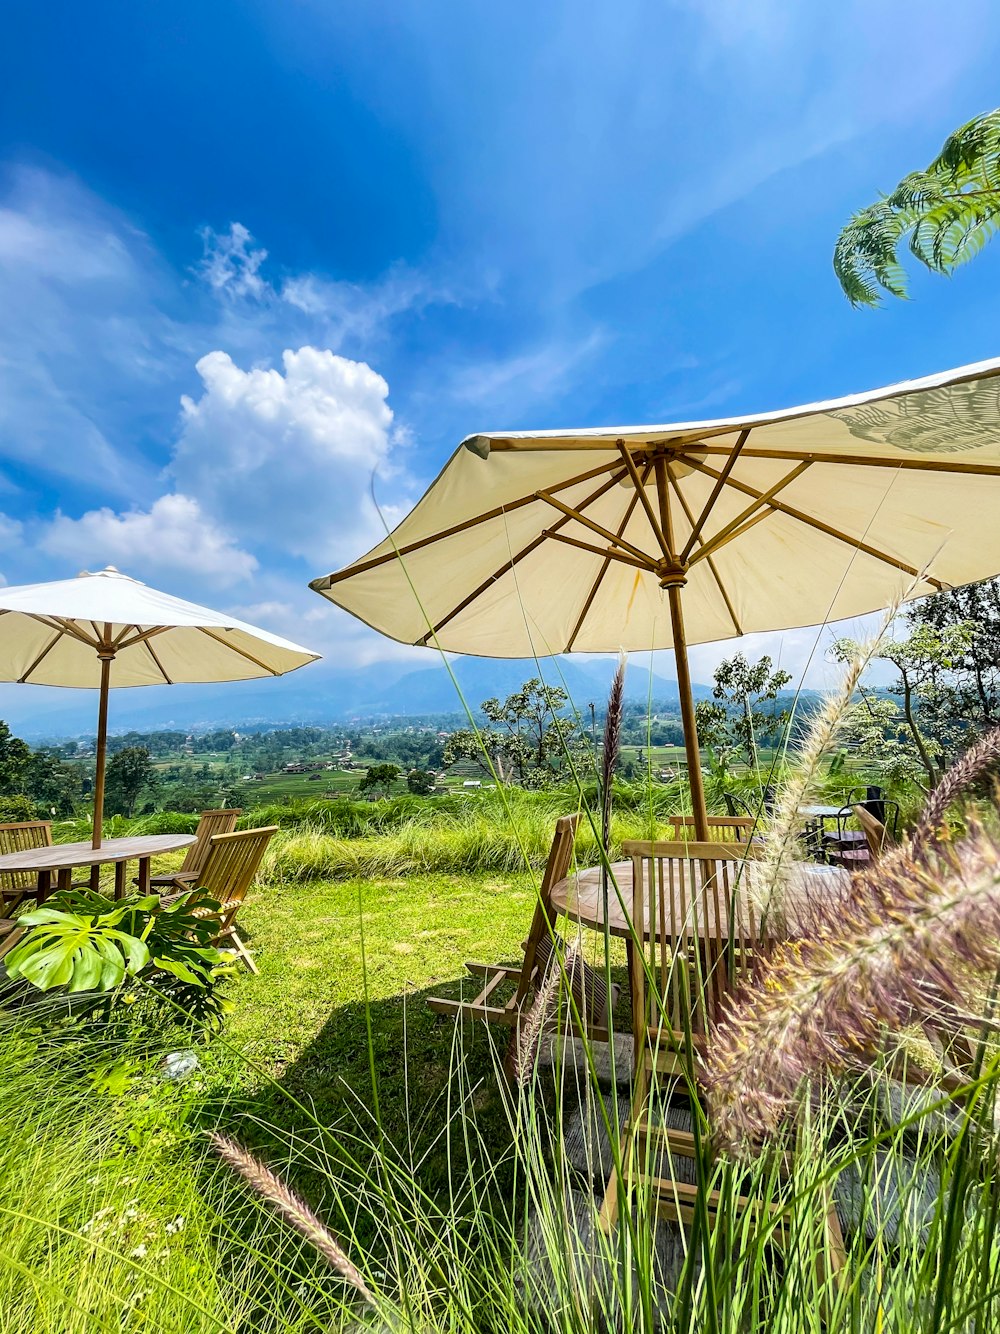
[165,1215,185,1235]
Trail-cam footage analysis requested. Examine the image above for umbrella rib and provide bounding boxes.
[116,625,173,651]
[111,623,140,650]
[143,637,173,685]
[195,627,281,675]
[666,469,743,637]
[415,469,628,645]
[565,463,652,651]
[313,459,624,588]
[542,528,658,572]
[25,614,102,650]
[17,628,64,683]
[679,428,751,564]
[616,441,671,561]
[690,462,812,565]
[535,490,655,564]
[695,445,1000,476]
[686,460,945,589]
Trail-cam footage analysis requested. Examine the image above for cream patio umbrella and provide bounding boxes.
[0,567,320,847]
[311,356,1000,838]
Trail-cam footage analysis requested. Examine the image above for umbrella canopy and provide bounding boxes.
[0,567,320,845]
[312,356,1000,837]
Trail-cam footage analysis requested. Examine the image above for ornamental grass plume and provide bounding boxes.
[510,937,580,1087]
[702,822,1000,1157]
[910,723,1000,858]
[210,1133,376,1308]
[601,653,626,862]
[759,592,905,924]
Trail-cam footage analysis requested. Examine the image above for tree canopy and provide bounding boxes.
[443,678,586,786]
[834,108,1000,307]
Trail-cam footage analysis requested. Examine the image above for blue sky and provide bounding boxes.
[2,0,1000,716]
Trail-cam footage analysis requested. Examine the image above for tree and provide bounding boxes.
[834,620,976,790]
[406,768,435,795]
[104,747,158,817]
[22,751,81,817]
[907,579,1000,732]
[694,654,792,778]
[839,696,929,789]
[834,108,1000,307]
[358,763,400,798]
[442,678,586,786]
[0,720,30,794]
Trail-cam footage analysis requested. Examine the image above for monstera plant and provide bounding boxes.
[3,888,231,1025]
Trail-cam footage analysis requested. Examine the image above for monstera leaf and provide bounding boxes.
[5,902,151,992]
[3,888,227,997]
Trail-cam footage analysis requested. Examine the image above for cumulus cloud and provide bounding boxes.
[172,346,403,564]
[40,493,257,586]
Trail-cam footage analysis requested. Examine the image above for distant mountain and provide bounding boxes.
[0,654,713,741]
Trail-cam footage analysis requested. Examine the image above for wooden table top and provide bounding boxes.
[551,858,848,940]
[0,833,196,872]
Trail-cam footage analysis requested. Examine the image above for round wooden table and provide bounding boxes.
[0,834,197,902]
[550,859,848,940]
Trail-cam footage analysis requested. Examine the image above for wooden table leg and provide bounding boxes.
[57,868,72,895]
[114,861,126,900]
[89,865,101,892]
[136,857,151,896]
[36,870,52,904]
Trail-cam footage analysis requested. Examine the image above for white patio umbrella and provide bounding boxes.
[311,356,1000,839]
[0,567,320,846]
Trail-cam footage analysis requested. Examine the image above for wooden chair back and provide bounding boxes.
[623,839,767,1061]
[515,814,580,1004]
[196,826,277,929]
[0,821,53,905]
[179,809,242,878]
[853,804,891,860]
[664,815,755,843]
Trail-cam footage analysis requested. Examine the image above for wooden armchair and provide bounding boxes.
[148,809,242,891]
[427,815,616,1038]
[664,814,755,843]
[174,825,276,973]
[0,820,54,912]
[598,839,844,1282]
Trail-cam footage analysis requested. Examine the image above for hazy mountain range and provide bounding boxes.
[1,656,716,741]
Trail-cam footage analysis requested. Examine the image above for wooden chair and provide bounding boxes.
[853,804,896,862]
[0,820,53,912]
[599,839,845,1281]
[427,816,615,1035]
[825,802,899,872]
[173,826,276,974]
[148,808,242,890]
[664,815,755,843]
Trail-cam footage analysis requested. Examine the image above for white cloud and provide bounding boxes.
[40,493,257,587]
[446,330,608,411]
[173,346,403,565]
[0,167,181,496]
[197,222,269,300]
[0,514,23,548]
[281,262,451,346]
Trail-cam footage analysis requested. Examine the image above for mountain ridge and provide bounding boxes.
[0,655,714,740]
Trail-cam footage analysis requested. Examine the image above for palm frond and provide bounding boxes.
[834,107,1000,306]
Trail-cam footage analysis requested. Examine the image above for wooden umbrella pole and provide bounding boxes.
[666,582,710,841]
[654,453,710,842]
[92,649,113,850]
